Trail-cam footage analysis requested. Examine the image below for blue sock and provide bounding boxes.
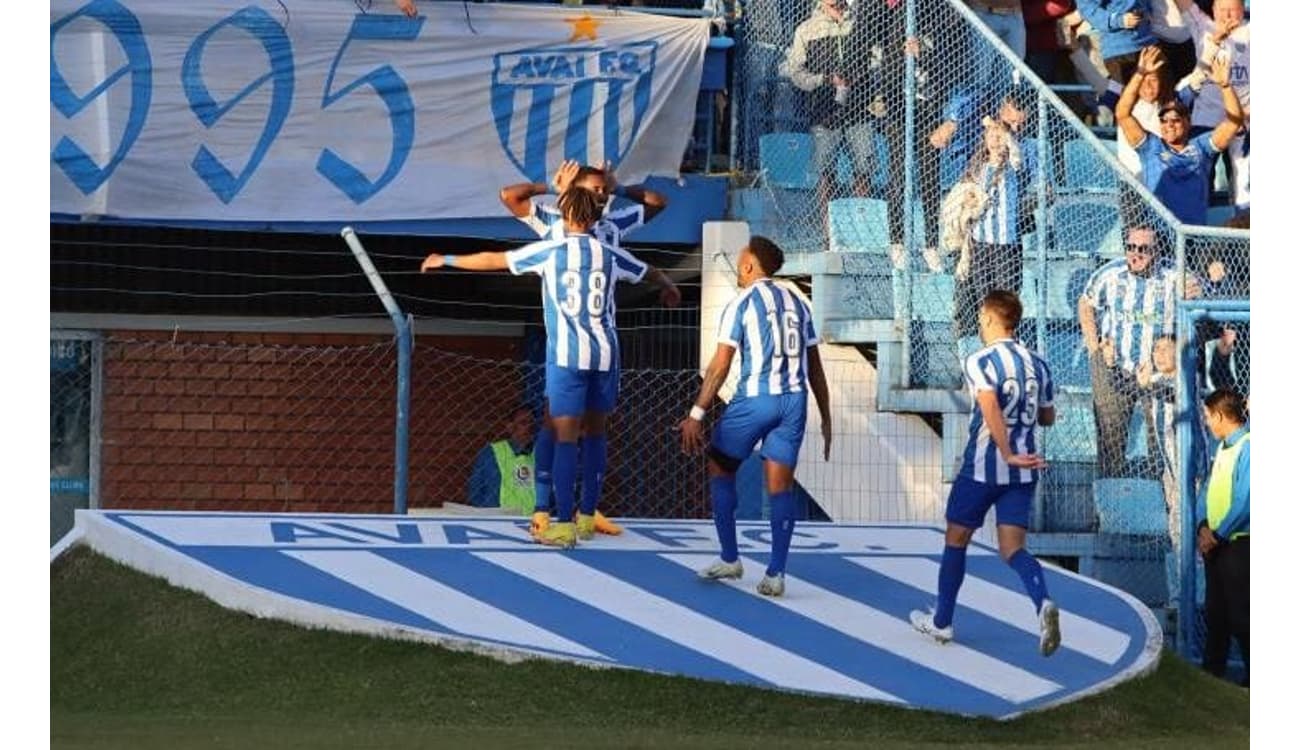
[578,435,607,516]
[766,491,796,576]
[552,441,578,524]
[709,476,739,563]
[933,545,967,629]
[532,427,555,514]
[1008,549,1049,613]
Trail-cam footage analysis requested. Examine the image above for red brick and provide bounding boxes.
[243,483,276,500]
[220,465,260,483]
[248,380,281,397]
[185,379,217,396]
[211,483,245,501]
[229,333,264,346]
[195,432,229,449]
[211,447,244,465]
[200,363,231,379]
[214,414,245,431]
[180,483,213,500]
[198,397,233,414]
[217,379,249,397]
[274,482,305,501]
[151,482,182,501]
[245,414,276,431]
[120,379,156,395]
[153,413,184,430]
[181,447,215,465]
[148,379,182,397]
[183,413,214,431]
[139,361,169,379]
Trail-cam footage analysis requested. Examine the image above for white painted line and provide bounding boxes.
[661,554,1062,704]
[284,550,603,660]
[474,551,902,704]
[848,556,1131,665]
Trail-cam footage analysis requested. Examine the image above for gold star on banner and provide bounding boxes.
[566,14,601,42]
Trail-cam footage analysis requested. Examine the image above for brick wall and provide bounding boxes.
[101,329,523,513]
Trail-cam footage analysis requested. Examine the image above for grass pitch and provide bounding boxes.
[51,547,1248,749]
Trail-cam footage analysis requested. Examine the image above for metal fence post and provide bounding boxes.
[341,227,411,515]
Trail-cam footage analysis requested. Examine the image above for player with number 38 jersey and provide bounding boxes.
[960,335,1055,485]
[506,234,647,372]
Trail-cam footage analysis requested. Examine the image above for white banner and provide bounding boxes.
[50,1,710,222]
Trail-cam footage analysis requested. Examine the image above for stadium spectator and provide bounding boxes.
[467,405,537,514]
[500,160,677,539]
[1174,0,1250,210]
[1149,0,1196,81]
[1075,1,1157,85]
[1115,49,1242,225]
[869,0,950,257]
[1196,387,1249,686]
[1136,334,1178,526]
[948,116,1039,351]
[1077,224,1190,478]
[779,0,879,218]
[1023,1,1077,84]
[422,188,679,547]
[1114,49,1168,175]
[965,1,1027,85]
[910,290,1062,657]
[680,236,833,598]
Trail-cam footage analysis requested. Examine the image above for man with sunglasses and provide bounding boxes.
[1115,47,1242,225]
[1077,225,1195,477]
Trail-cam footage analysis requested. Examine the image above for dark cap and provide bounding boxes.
[1158,101,1190,120]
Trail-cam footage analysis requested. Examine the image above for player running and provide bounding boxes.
[679,236,832,597]
[910,290,1062,656]
[422,187,677,548]
[500,160,680,540]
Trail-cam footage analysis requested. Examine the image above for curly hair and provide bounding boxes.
[558,186,603,230]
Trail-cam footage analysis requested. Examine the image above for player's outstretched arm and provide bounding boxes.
[499,181,550,219]
[678,344,736,455]
[604,161,668,222]
[420,251,509,273]
[807,345,833,461]
[975,390,1047,470]
[644,267,682,308]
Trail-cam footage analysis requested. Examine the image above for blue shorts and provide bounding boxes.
[710,393,808,469]
[546,363,618,418]
[945,475,1035,530]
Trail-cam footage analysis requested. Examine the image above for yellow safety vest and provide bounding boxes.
[1207,432,1249,541]
[490,440,535,516]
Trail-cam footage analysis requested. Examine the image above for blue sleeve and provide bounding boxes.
[611,246,649,283]
[1176,81,1198,110]
[505,239,557,276]
[468,446,501,507]
[1075,1,1114,31]
[1038,355,1056,408]
[942,88,975,125]
[1216,440,1250,539]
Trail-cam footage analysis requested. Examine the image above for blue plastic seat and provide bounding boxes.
[759,132,817,190]
[1093,478,1168,536]
[911,273,955,322]
[1050,196,1122,257]
[1063,138,1117,192]
[828,198,891,255]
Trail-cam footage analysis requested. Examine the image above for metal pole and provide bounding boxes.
[1033,93,1049,532]
[1175,305,1196,658]
[901,0,917,387]
[341,226,410,515]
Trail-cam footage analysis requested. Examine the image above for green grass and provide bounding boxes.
[52,548,1249,749]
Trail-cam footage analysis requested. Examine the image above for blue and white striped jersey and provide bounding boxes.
[970,150,1036,246]
[1082,259,1181,374]
[959,338,1055,485]
[717,279,820,400]
[506,234,648,372]
[521,196,645,249]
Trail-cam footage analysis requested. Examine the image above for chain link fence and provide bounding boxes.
[97,335,400,514]
[730,0,1250,620]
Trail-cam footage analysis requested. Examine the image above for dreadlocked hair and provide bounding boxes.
[559,186,603,230]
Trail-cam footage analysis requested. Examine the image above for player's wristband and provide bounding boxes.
[689,405,706,422]
[443,254,456,268]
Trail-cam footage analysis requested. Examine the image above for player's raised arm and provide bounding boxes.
[420,251,509,273]
[806,345,832,461]
[679,343,737,455]
[604,161,668,223]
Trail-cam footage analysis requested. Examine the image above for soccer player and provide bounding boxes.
[422,188,678,547]
[500,160,680,540]
[678,236,832,597]
[910,290,1063,656]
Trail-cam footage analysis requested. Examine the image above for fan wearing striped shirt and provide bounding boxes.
[911,290,1063,657]
[500,160,679,541]
[679,236,833,598]
[421,188,679,548]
